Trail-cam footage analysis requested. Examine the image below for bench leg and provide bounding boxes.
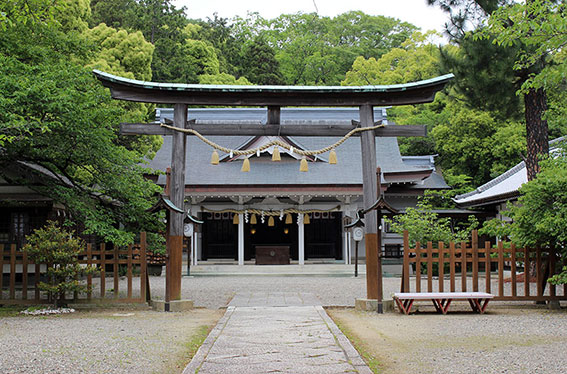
[395,298,414,315]
[432,299,452,314]
[468,299,479,313]
[468,298,490,314]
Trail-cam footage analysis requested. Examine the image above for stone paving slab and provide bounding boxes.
[183,305,372,374]
[229,291,322,307]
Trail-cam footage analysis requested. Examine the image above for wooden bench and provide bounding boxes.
[393,292,494,315]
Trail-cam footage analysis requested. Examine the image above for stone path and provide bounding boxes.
[183,292,372,374]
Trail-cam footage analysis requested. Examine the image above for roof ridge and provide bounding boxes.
[455,161,526,200]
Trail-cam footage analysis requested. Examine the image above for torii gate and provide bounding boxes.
[94,70,452,312]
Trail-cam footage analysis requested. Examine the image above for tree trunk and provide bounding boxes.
[523,87,549,181]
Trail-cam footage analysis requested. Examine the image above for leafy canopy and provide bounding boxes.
[0,0,163,244]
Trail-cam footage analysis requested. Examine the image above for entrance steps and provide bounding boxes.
[183,262,403,277]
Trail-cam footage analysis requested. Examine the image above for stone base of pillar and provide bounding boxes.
[151,299,194,312]
[355,298,394,313]
[548,300,561,310]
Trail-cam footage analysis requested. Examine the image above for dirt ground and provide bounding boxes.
[0,307,223,374]
[328,306,567,374]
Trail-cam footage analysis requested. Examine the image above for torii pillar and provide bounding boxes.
[166,104,187,303]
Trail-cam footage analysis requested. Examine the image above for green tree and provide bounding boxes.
[432,102,525,185]
[483,0,566,92]
[239,36,285,85]
[23,222,98,307]
[341,31,449,157]
[232,11,417,85]
[0,3,163,244]
[386,196,478,246]
[89,0,137,29]
[429,0,552,181]
[198,73,251,85]
[84,23,154,81]
[342,31,442,85]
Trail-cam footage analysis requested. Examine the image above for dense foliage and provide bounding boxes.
[386,195,479,246]
[0,0,163,244]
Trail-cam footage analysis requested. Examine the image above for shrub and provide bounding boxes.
[23,221,98,307]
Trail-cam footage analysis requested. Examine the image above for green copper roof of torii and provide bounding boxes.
[93,70,454,106]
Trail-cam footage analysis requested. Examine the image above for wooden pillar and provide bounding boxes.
[166,103,187,304]
[359,105,380,307]
[376,169,384,310]
[298,214,305,265]
[238,213,244,265]
[267,106,281,124]
[343,229,349,265]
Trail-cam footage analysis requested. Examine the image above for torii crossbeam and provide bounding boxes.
[94,70,453,312]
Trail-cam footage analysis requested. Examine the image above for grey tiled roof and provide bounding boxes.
[149,108,437,186]
[454,136,566,206]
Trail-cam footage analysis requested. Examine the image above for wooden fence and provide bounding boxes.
[0,232,148,305]
[402,230,567,302]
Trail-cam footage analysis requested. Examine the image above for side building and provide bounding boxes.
[454,137,566,220]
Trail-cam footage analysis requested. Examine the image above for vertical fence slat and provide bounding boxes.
[140,232,147,302]
[472,231,478,292]
[415,242,421,293]
[34,263,40,301]
[524,247,530,297]
[549,249,556,298]
[127,244,133,299]
[438,242,444,292]
[22,251,28,300]
[536,248,543,298]
[10,244,16,299]
[427,242,433,292]
[498,241,504,297]
[402,231,410,293]
[100,243,106,299]
[511,243,517,298]
[449,242,456,292]
[0,244,4,300]
[485,241,491,294]
[87,243,92,301]
[114,246,119,299]
[461,241,467,292]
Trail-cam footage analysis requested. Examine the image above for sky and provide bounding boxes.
[173,0,451,34]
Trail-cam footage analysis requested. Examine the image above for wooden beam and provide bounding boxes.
[94,70,454,106]
[360,104,380,306]
[119,122,427,137]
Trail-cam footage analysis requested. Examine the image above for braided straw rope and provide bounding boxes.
[160,123,384,156]
[201,206,341,215]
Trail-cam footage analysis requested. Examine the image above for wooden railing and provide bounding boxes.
[401,230,567,302]
[0,232,148,305]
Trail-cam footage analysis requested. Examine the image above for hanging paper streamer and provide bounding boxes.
[300,157,308,172]
[241,158,250,172]
[211,150,219,165]
[272,146,281,161]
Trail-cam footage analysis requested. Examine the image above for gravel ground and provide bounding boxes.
[0,308,222,374]
[1,274,565,374]
[329,307,567,374]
